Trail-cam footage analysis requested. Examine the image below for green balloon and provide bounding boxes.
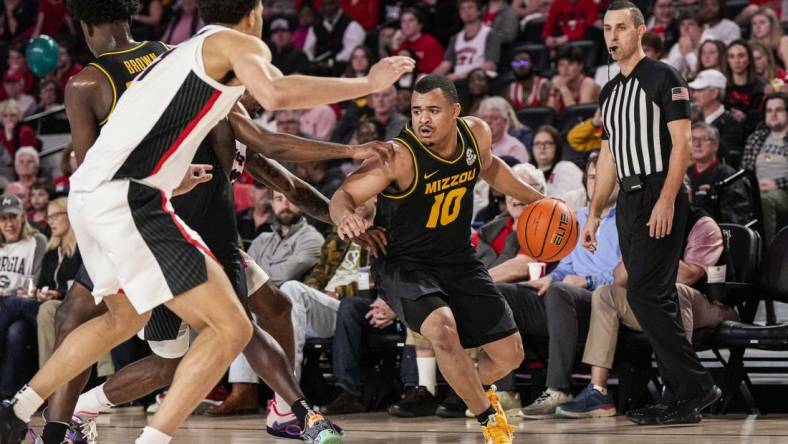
[26,35,59,77]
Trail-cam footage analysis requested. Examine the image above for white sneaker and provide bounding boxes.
[518,389,573,419]
[265,399,302,439]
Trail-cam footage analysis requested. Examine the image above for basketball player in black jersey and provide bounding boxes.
[31,1,389,443]
[330,75,545,444]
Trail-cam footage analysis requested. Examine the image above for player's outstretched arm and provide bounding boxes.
[228,103,394,164]
[214,32,414,110]
[468,117,544,204]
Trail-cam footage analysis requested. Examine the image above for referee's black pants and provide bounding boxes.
[617,175,713,400]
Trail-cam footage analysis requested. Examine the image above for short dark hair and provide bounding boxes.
[555,46,584,65]
[607,0,645,27]
[677,10,701,26]
[67,0,140,25]
[401,7,424,26]
[30,178,54,197]
[641,31,664,54]
[764,92,788,111]
[414,75,460,104]
[198,0,259,25]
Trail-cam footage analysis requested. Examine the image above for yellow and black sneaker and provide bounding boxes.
[481,386,514,444]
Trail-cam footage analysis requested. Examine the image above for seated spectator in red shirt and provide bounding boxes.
[547,46,600,113]
[541,0,598,48]
[646,0,679,46]
[391,8,445,75]
[32,0,75,38]
[46,42,83,98]
[2,72,35,117]
[2,0,36,43]
[1,100,37,159]
[501,49,551,110]
[4,45,34,95]
[341,0,379,32]
[53,144,76,195]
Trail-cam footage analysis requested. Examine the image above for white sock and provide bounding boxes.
[75,383,114,415]
[11,385,44,422]
[135,426,171,444]
[416,357,437,395]
[274,393,292,415]
[593,385,608,396]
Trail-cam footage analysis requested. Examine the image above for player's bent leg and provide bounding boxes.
[248,282,295,364]
[150,257,253,436]
[477,333,525,386]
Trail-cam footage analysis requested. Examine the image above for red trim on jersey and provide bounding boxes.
[151,89,222,175]
[159,191,218,263]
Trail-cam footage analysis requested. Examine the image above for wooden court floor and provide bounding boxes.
[29,411,788,443]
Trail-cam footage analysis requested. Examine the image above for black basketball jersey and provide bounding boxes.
[376,118,482,264]
[88,40,169,126]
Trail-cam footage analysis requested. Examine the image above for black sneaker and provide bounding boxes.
[0,401,27,444]
[435,388,466,418]
[320,391,366,415]
[388,386,437,417]
[626,403,670,425]
[655,385,722,425]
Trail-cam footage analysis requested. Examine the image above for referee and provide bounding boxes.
[583,1,721,425]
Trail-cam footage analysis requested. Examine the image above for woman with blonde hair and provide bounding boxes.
[36,197,83,367]
[749,7,788,67]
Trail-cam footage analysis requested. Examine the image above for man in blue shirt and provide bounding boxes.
[496,152,621,419]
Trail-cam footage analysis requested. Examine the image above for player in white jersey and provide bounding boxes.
[0,1,414,443]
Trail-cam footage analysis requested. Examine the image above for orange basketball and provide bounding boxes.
[516,198,579,262]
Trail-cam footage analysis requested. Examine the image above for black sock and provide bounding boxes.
[42,421,70,444]
[476,405,497,426]
[291,398,312,428]
[482,385,492,392]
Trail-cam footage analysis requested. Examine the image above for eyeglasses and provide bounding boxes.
[46,211,67,222]
[511,60,530,69]
[533,141,556,148]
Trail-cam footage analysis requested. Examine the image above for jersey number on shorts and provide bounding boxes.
[426,188,466,228]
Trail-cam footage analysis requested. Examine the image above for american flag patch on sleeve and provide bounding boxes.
[671,87,689,101]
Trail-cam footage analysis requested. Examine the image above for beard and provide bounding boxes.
[514,70,533,81]
[275,211,302,227]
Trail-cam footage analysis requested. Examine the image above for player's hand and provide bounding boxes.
[173,164,213,196]
[527,275,553,296]
[647,196,675,239]
[368,56,415,91]
[337,211,371,240]
[730,108,746,122]
[352,141,395,165]
[351,226,388,258]
[582,215,601,254]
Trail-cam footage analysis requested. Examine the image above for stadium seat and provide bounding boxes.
[564,40,599,72]
[724,0,749,20]
[520,17,547,44]
[516,106,556,130]
[557,103,598,134]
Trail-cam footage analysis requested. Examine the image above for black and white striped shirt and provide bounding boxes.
[600,57,691,181]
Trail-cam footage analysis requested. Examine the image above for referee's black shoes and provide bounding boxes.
[0,401,26,444]
[626,385,722,425]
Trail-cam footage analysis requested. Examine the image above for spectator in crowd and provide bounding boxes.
[28,178,52,235]
[434,0,501,81]
[502,50,551,110]
[482,0,519,45]
[749,7,788,68]
[391,8,444,75]
[14,147,42,191]
[269,17,310,75]
[753,41,787,85]
[47,42,84,99]
[497,154,620,419]
[0,194,46,399]
[725,40,767,134]
[300,105,338,141]
[4,182,29,212]
[2,71,35,117]
[33,80,61,115]
[292,3,317,49]
[463,68,493,116]
[688,123,753,225]
[1,0,36,43]
[277,230,367,416]
[478,96,529,163]
[5,44,34,94]
[33,80,68,134]
[697,39,729,77]
[160,0,203,45]
[562,207,737,419]
[396,87,412,116]
[743,92,788,245]
[0,103,32,172]
[531,125,586,209]
[131,0,164,41]
[665,13,703,79]
[209,190,324,417]
[541,0,598,48]
[340,0,379,32]
[303,0,366,71]
[547,46,599,113]
[642,30,666,61]
[343,45,373,78]
[514,0,552,25]
[646,0,679,47]
[567,108,604,153]
[341,118,385,176]
[237,183,273,249]
[32,0,75,38]
[689,69,746,166]
[333,85,406,143]
[275,109,305,137]
[699,0,740,45]
[35,197,81,368]
[52,144,76,195]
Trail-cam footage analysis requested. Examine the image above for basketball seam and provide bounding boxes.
[543,212,578,262]
[538,201,559,259]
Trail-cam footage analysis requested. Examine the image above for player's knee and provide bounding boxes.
[422,314,460,353]
[222,314,253,353]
